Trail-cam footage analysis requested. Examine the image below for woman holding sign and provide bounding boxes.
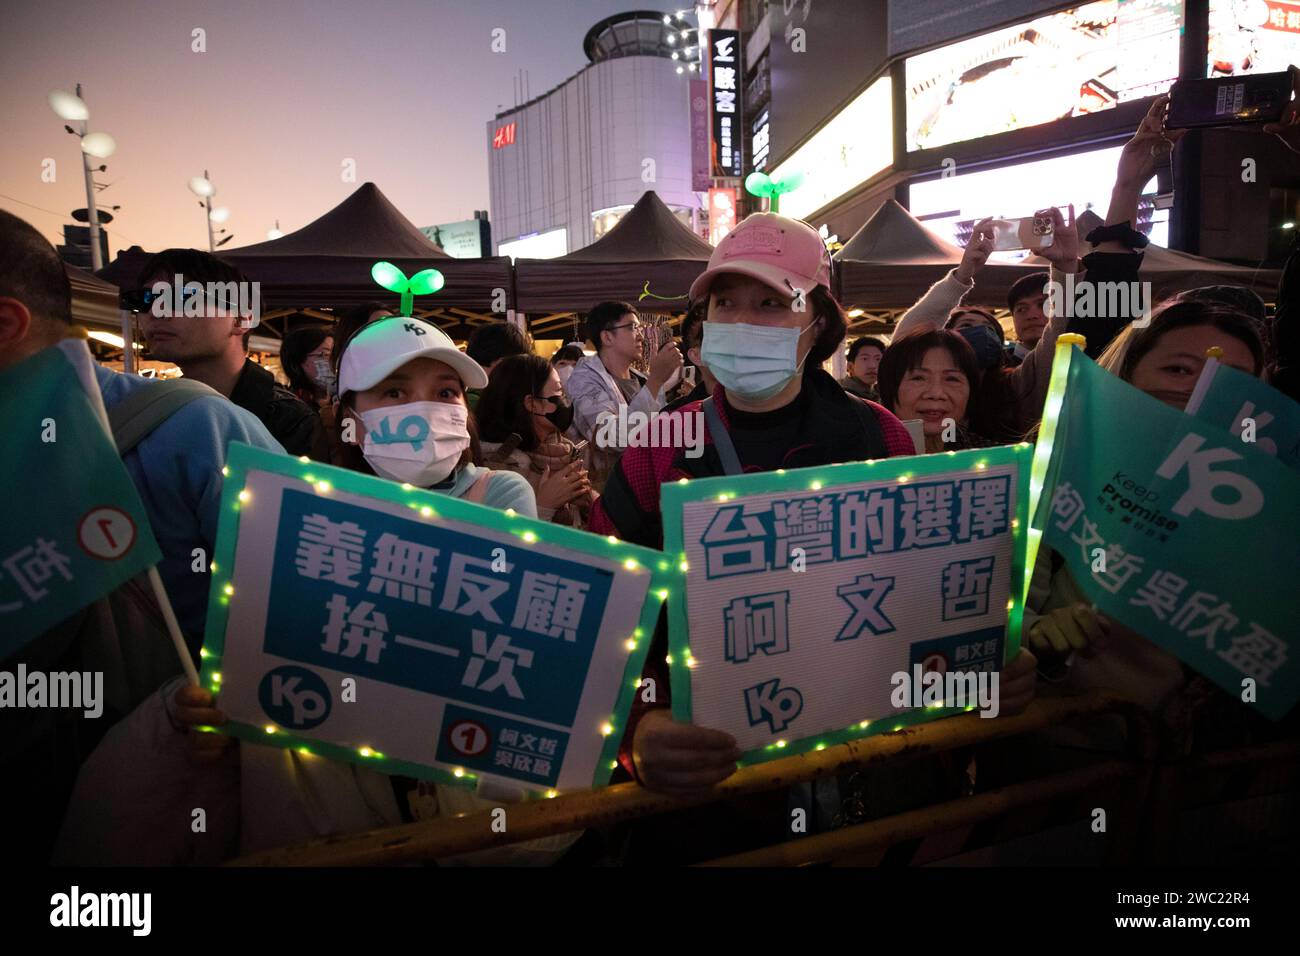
[589,212,1040,812]
[165,318,586,863]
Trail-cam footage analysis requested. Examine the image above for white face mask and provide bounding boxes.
[356,401,470,486]
[556,364,574,387]
[701,319,817,402]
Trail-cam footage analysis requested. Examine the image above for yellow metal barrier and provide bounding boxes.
[699,759,1135,866]
[232,693,1151,866]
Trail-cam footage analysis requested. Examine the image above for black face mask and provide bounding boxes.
[956,324,1004,371]
[535,394,574,431]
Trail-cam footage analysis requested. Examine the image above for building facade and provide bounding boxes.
[487,11,704,257]
[749,0,1298,268]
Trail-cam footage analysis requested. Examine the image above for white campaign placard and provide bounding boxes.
[202,444,667,793]
[663,453,1029,755]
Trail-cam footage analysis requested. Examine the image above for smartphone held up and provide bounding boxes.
[1165,71,1294,131]
[990,214,1055,252]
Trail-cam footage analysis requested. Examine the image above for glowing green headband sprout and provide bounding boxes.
[371,261,445,316]
[744,170,805,214]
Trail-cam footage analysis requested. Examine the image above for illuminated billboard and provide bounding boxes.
[420,219,488,258]
[769,74,893,221]
[498,227,566,261]
[709,29,743,178]
[1209,0,1300,75]
[709,187,738,246]
[751,108,770,173]
[904,0,1183,153]
[908,146,1167,258]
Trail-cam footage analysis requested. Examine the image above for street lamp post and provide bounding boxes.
[188,172,218,252]
[79,108,104,271]
[49,85,115,271]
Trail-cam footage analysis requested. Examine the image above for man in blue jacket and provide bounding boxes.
[0,210,283,655]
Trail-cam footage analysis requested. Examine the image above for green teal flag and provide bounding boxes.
[0,340,161,659]
[1029,338,1299,720]
[1186,357,1300,471]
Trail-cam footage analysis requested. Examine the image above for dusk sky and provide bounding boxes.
[1,0,645,257]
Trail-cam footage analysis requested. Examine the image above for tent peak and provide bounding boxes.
[223,182,449,259]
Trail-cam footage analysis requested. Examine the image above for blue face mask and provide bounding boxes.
[956,324,1004,371]
[701,318,818,402]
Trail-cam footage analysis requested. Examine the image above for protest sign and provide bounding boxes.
[201,442,670,794]
[1029,339,1300,719]
[1185,357,1300,470]
[661,445,1033,760]
[0,340,162,659]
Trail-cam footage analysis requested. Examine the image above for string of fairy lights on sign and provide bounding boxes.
[659,442,1035,765]
[199,444,673,798]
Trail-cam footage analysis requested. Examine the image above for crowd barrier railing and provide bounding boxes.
[231,693,1152,866]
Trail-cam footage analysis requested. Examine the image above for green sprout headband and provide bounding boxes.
[371,260,445,317]
[744,169,805,214]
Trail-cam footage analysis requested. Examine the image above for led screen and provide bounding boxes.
[905,0,1183,153]
[908,145,1167,259]
[1208,0,1300,75]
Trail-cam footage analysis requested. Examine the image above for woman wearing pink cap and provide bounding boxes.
[588,212,1040,812]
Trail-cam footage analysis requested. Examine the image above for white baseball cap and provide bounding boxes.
[338,316,488,394]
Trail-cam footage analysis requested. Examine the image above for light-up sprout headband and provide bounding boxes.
[744,169,805,214]
[371,260,445,317]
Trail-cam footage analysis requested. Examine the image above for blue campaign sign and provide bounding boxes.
[201,443,670,794]
[264,488,612,728]
[661,445,1034,761]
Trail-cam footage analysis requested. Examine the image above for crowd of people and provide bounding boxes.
[2,90,1298,866]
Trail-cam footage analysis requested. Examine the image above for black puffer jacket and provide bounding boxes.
[230,359,329,460]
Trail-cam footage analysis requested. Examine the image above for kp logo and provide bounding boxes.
[744,678,803,733]
[259,665,331,730]
[1156,434,1264,520]
[369,413,431,450]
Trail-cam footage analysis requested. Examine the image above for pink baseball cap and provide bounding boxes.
[689,212,832,303]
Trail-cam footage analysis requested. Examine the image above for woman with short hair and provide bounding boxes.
[877,329,994,453]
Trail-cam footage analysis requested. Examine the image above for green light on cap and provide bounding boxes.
[408,269,445,295]
[371,260,445,316]
[745,171,773,198]
[371,261,407,293]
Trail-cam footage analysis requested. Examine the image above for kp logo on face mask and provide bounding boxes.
[369,413,431,451]
[259,665,331,729]
[1156,434,1264,520]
